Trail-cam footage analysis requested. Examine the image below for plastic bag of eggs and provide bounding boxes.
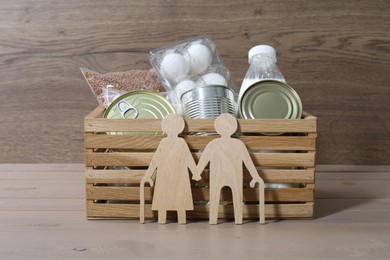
[149,36,234,97]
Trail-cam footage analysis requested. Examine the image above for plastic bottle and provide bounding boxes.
[238,45,285,100]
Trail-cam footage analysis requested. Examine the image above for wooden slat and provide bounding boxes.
[85,134,316,151]
[85,118,166,132]
[86,186,313,202]
[237,118,316,133]
[85,152,315,167]
[86,202,314,219]
[191,203,314,219]
[85,168,315,184]
[84,116,316,133]
[85,169,146,184]
[85,135,162,150]
[252,169,315,184]
[242,135,316,151]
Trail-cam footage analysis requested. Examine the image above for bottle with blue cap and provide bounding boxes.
[238,45,285,101]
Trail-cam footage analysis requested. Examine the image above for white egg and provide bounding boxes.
[200,73,227,86]
[174,80,198,97]
[184,43,212,75]
[160,53,189,83]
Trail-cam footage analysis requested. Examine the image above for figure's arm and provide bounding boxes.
[187,148,197,177]
[141,148,159,187]
[242,145,264,188]
[178,139,198,179]
[192,144,212,181]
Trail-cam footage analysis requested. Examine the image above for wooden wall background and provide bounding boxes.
[0,0,389,164]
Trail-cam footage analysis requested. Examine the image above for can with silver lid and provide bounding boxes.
[104,90,176,119]
[103,90,176,135]
[239,80,302,120]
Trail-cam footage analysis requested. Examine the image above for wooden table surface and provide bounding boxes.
[1,164,389,259]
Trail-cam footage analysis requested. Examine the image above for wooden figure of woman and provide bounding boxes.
[140,114,197,224]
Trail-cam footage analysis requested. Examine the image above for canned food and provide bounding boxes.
[103,90,176,135]
[180,85,236,119]
[239,80,302,120]
[104,90,176,120]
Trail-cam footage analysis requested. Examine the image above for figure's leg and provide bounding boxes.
[177,210,186,224]
[231,184,243,225]
[209,185,221,225]
[158,210,167,224]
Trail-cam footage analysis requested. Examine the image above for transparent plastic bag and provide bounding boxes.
[80,68,165,107]
[149,35,236,115]
[101,85,126,107]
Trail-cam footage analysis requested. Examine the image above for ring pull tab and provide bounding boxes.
[117,100,139,118]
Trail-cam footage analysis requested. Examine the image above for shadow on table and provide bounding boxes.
[314,193,374,219]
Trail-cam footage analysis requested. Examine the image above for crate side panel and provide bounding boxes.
[85,118,164,132]
[85,168,315,184]
[85,152,153,167]
[87,203,314,219]
[86,186,313,202]
[250,152,315,167]
[256,169,315,184]
[85,135,162,150]
[85,134,316,151]
[85,118,216,132]
[85,152,315,167]
[240,135,316,151]
[85,117,316,134]
[237,119,316,133]
[85,169,146,184]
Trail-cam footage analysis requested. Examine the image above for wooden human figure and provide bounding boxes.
[192,113,265,225]
[140,114,197,224]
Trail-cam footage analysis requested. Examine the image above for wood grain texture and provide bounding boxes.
[1,164,390,259]
[86,186,313,202]
[84,134,316,150]
[0,0,389,164]
[85,151,315,167]
[85,168,315,184]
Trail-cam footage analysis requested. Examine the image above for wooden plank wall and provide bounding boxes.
[0,0,389,164]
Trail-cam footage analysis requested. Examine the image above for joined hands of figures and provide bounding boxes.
[191,167,202,181]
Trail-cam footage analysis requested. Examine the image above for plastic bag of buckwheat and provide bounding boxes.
[80,68,165,107]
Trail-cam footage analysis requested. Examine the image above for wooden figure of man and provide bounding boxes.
[140,114,197,224]
[193,113,265,224]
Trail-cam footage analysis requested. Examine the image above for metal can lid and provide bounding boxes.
[104,90,176,120]
[239,80,302,119]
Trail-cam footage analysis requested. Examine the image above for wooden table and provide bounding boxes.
[1,164,389,259]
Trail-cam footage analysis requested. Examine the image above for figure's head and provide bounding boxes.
[161,114,185,136]
[214,113,237,137]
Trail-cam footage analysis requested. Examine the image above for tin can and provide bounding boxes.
[239,80,302,120]
[180,85,236,119]
[104,90,176,120]
[102,91,176,173]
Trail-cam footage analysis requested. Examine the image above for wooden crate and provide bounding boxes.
[84,106,317,220]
